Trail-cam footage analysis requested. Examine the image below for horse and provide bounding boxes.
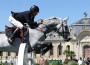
[0,17,70,65]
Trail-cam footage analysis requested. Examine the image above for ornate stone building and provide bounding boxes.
[0,14,90,60]
[70,16,90,59]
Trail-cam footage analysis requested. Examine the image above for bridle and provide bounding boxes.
[56,22,70,39]
[56,22,64,36]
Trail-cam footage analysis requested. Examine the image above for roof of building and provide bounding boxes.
[72,17,90,25]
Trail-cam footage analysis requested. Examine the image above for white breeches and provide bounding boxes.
[9,15,23,29]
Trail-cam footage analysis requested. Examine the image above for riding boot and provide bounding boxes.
[8,28,20,45]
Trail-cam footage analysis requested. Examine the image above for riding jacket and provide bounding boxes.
[11,11,39,29]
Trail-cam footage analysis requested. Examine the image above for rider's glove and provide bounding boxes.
[37,19,43,24]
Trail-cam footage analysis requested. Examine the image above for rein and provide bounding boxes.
[35,23,57,33]
[35,23,64,35]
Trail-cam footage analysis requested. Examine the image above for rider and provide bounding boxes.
[8,5,43,45]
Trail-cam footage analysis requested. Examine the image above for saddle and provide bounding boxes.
[5,25,21,38]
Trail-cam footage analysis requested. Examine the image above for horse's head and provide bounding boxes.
[38,17,71,42]
[55,18,71,42]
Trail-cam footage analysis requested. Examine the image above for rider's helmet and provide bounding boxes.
[30,5,39,12]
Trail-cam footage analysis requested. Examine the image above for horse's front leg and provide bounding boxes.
[33,41,53,55]
[40,42,53,55]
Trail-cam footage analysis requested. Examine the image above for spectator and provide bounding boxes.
[10,61,13,65]
[41,58,45,65]
[78,57,83,65]
[86,57,90,65]
[5,61,8,65]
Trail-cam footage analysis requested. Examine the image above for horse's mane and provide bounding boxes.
[43,17,63,25]
[44,16,62,21]
[43,16,69,26]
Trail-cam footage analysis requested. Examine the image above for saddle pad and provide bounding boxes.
[5,26,20,38]
[5,26,14,38]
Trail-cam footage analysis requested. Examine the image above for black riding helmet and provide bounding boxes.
[30,5,39,12]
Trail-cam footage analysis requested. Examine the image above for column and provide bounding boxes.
[53,44,58,59]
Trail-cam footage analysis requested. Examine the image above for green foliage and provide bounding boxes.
[44,59,49,65]
[81,64,85,65]
[0,62,5,65]
[68,61,78,65]
[0,61,14,65]
[52,62,63,65]
[63,50,69,57]
[35,63,40,65]
[63,50,76,60]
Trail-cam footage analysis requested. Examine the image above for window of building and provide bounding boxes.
[66,45,70,51]
[16,52,18,56]
[0,51,2,56]
[8,52,10,56]
[50,47,53,55]
[58,43,62,55]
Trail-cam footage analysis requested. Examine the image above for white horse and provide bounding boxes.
[0,17,70,65]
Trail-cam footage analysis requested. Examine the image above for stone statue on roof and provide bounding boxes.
[84,12,87,17]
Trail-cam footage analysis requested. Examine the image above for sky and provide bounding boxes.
[0,0,90,31]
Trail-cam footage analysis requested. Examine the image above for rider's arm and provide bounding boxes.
[25,16,39,27]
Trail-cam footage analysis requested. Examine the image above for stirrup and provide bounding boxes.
[8,38,13,42]
[8,38,15,46]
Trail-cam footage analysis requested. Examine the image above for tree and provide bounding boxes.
[63,50,76,60]
[63,50,69,58]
